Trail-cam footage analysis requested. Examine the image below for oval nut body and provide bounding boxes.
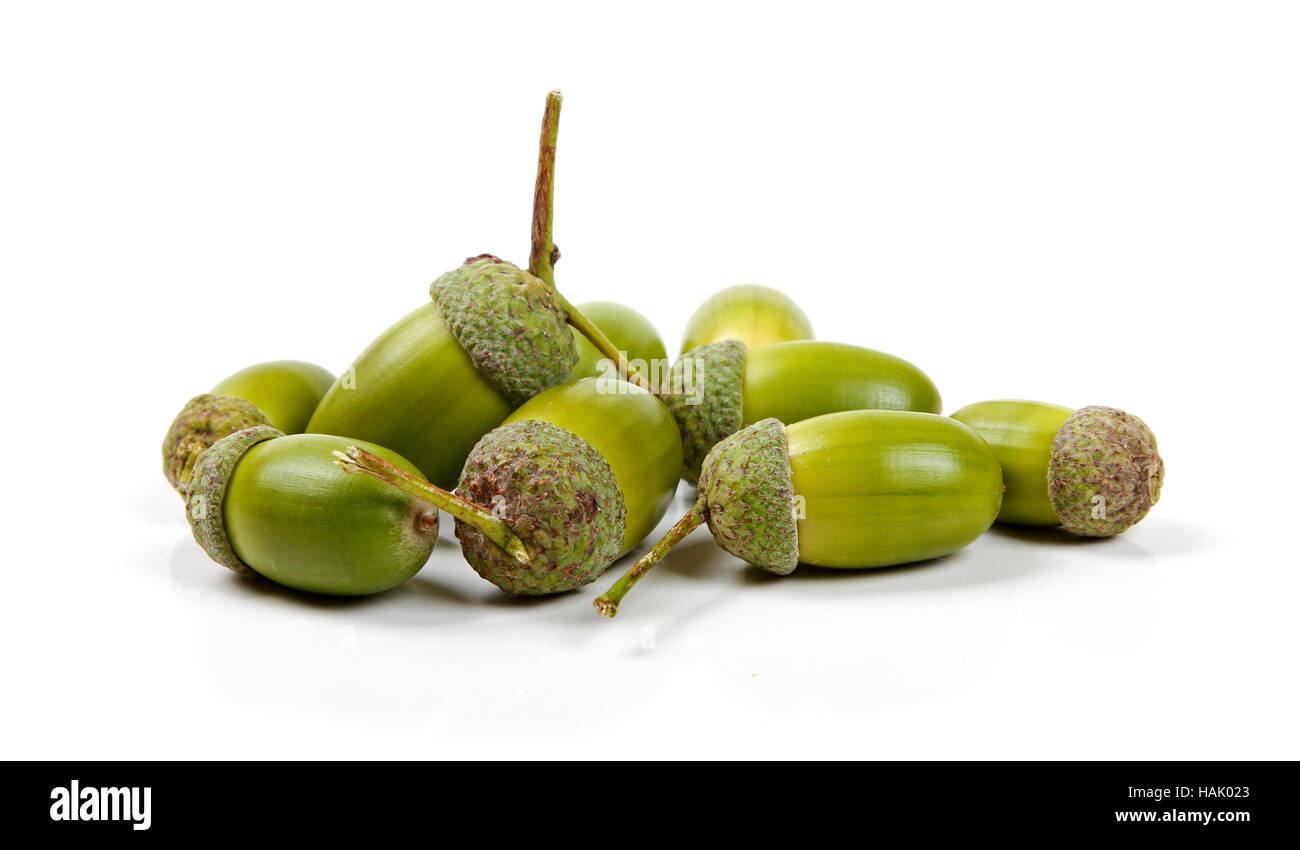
[786,410,1003,568]
[950,400,1074,526]
[680,284,813,353]
[212,360,336,435]
[568,301,668,383]
[222,434,437,595]
[505,377,682,556]
[742,340,942,427]
[306,303,513,490]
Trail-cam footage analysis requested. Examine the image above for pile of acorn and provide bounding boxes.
[162,91,1165,618]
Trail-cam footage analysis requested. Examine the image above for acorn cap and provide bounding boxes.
[1048,406,1164,537]
[698,418,799,574]
[162,394,272,494]
[455,419,625,595]
[184,425,284,575]
[431,255,579,407]
[663,339,747,486]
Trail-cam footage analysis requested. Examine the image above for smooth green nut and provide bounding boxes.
[505,377,682,556]
[680,284,813,354]
[162,394,272,494]
[666,339,942,486]
[787,411,1003,567]
[186,431,437,595]
[211,360,336,434]
[787,411,1004,567]
[951,400,1164,536]
[455,419,625,595]
[567,301,668,383]
[695,411,1002,570]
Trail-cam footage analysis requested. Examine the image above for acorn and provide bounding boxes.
[186,428,529,596]
[341,377,682,596]
[211,359,335,434]
[594,411,1004,617]
[951,400,1164,536]
[679,284,813,353]
[161,360,336,494]
[567,301,667,383]
[500,376,681,557]
[305,91,653,489]
[662,339,942,485]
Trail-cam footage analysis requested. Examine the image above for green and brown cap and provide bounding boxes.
[184,425,284,575]
[697,417,799,575]
[162,394,272,494]
[455,419,625,595]
[663,339,747,486]
[431,255,579,407]
[1048,406,1164,537]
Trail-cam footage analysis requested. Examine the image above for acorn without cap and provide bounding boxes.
[306,91,653,489]
[594,411,1004,617]
[951,400,1164,536]
[663,338,942,484]
[679,284,813,353]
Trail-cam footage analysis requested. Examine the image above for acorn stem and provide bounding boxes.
[556,292,660,394]
[529,89,562,288]
[333,447,531,565]
[525,90,658,395]
[594,498,707,617]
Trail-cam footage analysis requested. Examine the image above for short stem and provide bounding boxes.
[529,90,562,287]
[333,447,530,565]
[593,498,707,618]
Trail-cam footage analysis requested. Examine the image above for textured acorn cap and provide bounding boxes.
[455,419,625,595]
[184,425,284,575]
[697,418,799,574]
[431,255,579,406]
[162,394,272,494]
[1048,406,1164,537]
[663,339,747,486]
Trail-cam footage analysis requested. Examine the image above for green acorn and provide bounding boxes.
[595,411,1003,617]
[306,91,652,489]
[679,284,813,353]
[211,359,336,434]
[186,429,530,596]
[951,400,1164,536]
[342,377,682,596]
[662,339,942,484]
[162,359,336,494]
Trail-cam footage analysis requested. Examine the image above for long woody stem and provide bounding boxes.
[529,90,562,287]
[593,498,708,617]
[526,89,659,395]
[333,447,530,565]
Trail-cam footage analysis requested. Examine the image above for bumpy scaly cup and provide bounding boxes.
[185,425,285,575]
[162,394,272,494]
[697,418,799,574]
[455,419,626,595]
[1048,406,1164,537]
[432,255,579,407]
[662,339,747,486]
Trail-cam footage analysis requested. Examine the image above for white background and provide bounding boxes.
[2,2,1296,759]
